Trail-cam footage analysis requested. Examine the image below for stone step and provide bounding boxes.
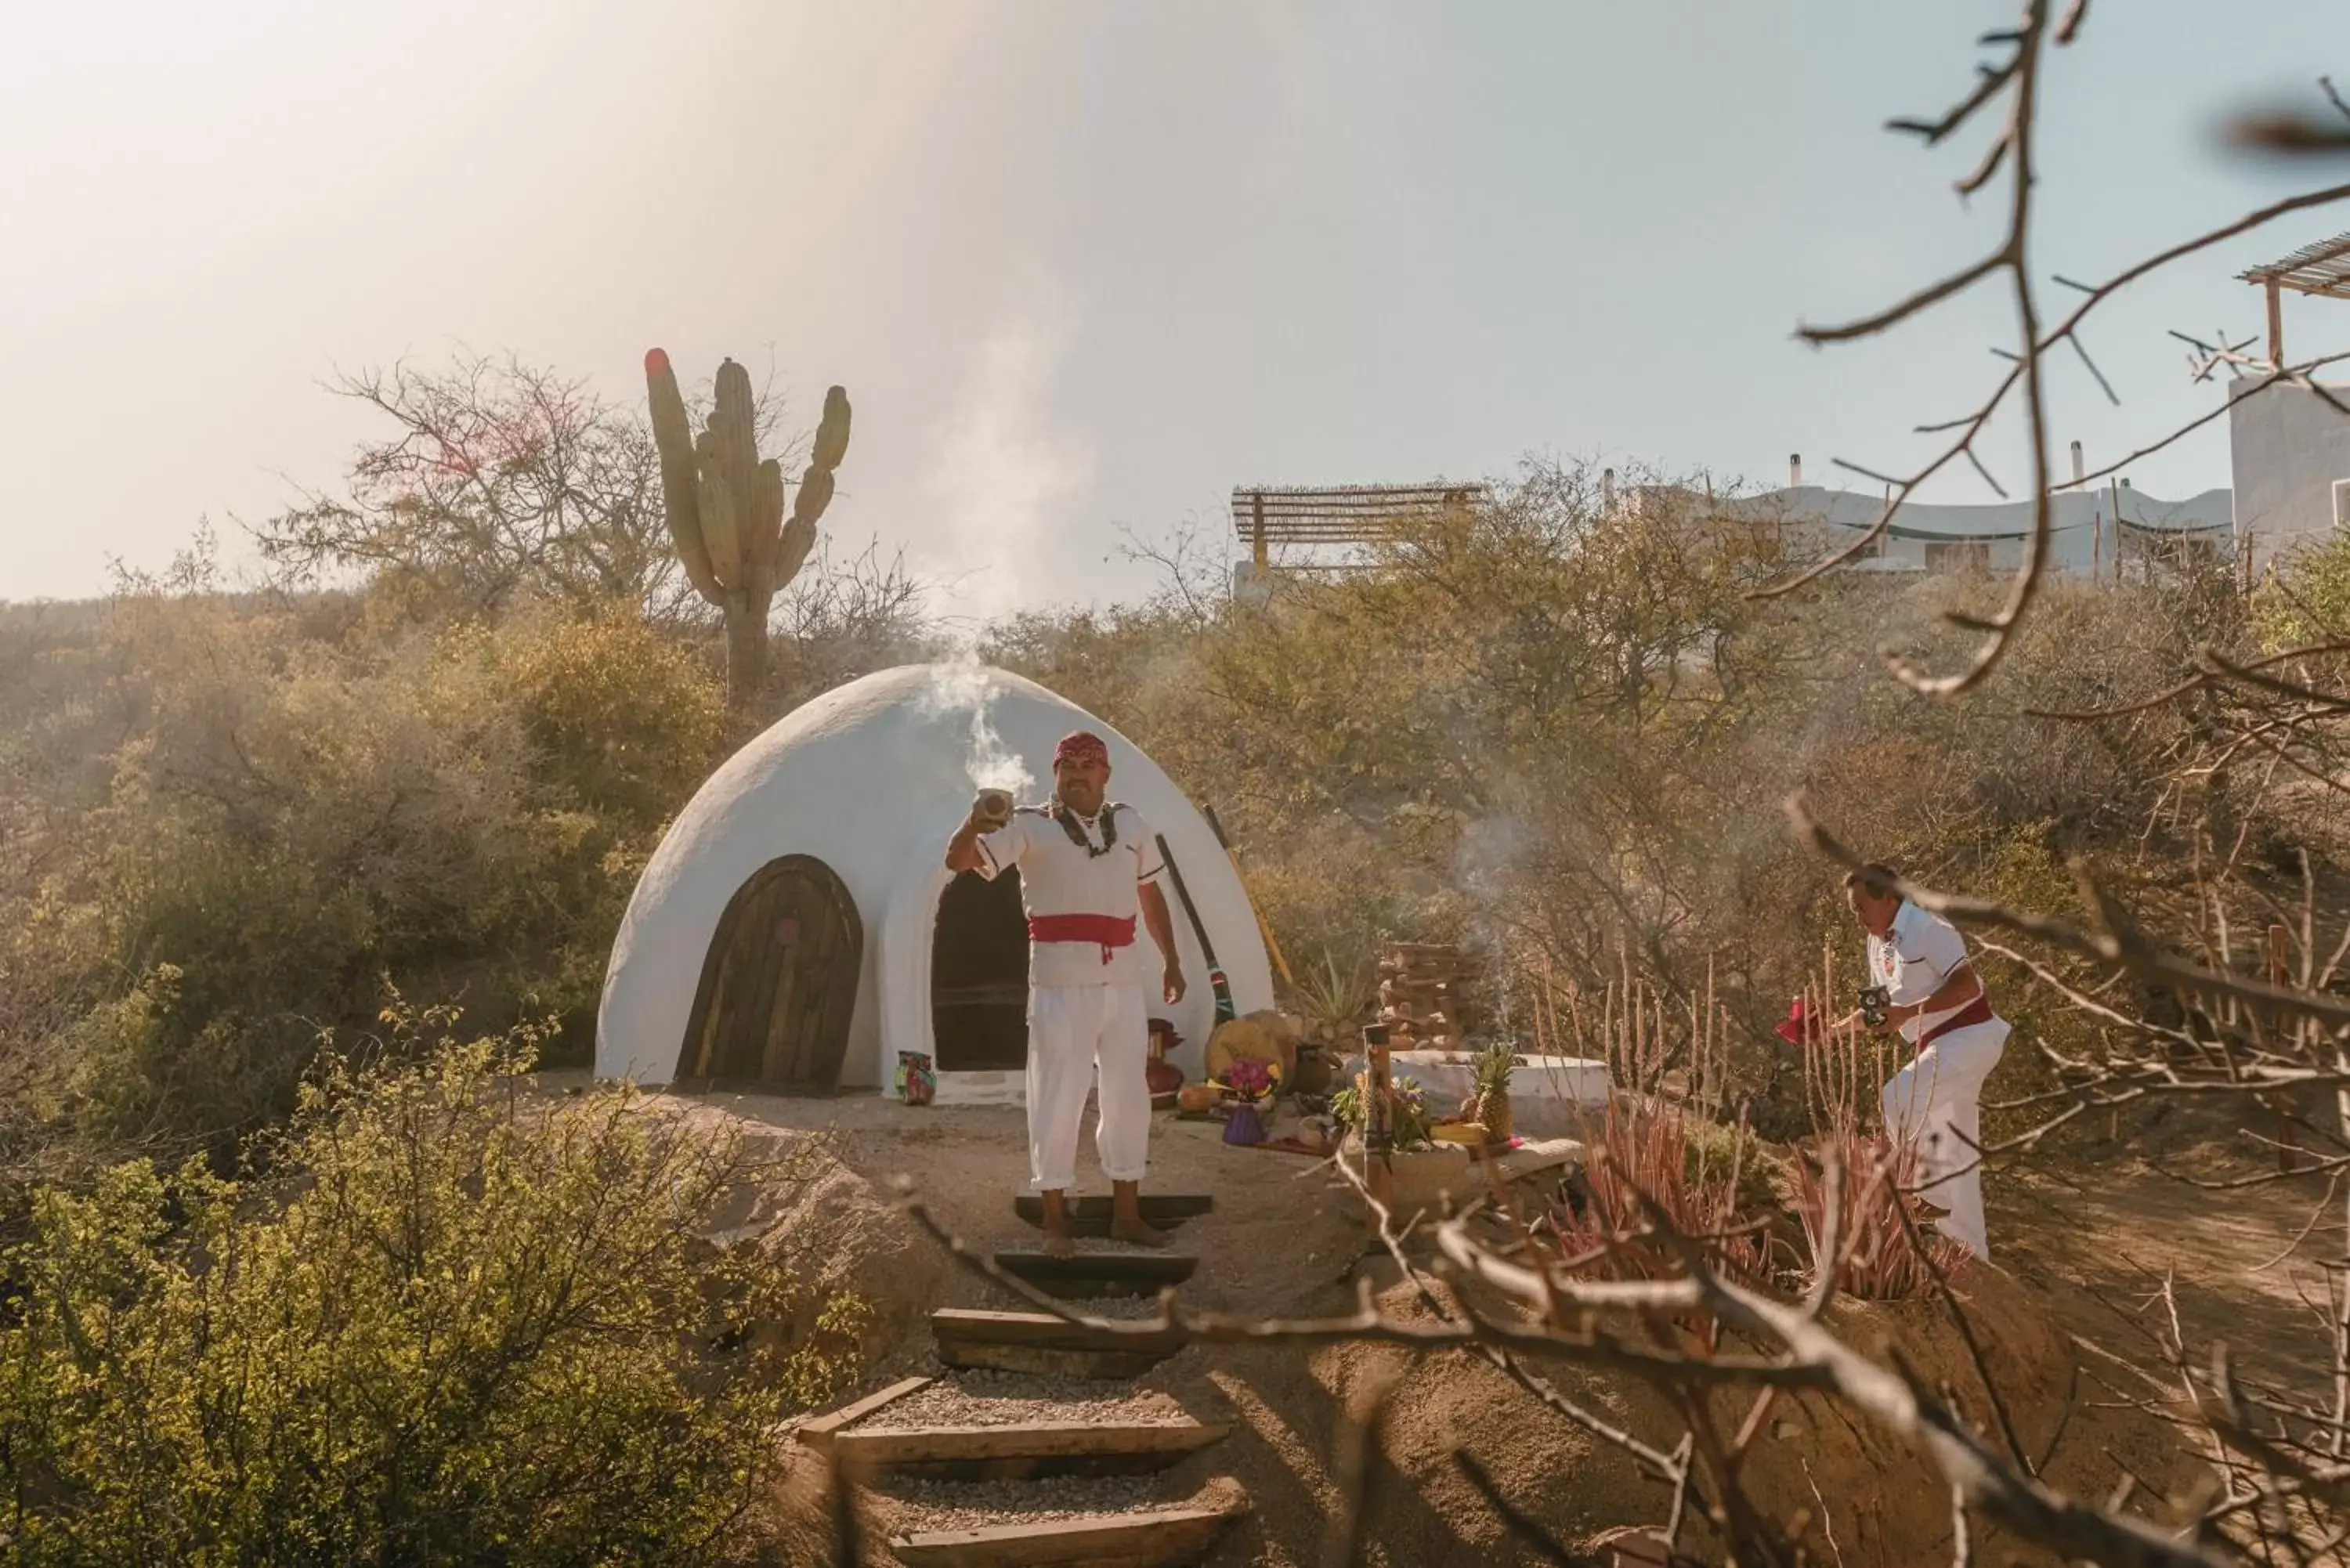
[992,1250,1198,1299]
[830,1415,1228,1480]
[931,1307,1188,1380]
[1012,1194,1213,1236]
[888,1477,1249,1567]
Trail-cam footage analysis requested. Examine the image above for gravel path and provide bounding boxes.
[859,1368,1188,1429]
[873,1472,1174,1535]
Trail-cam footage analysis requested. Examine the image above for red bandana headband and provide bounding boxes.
[1053,731,1109,769]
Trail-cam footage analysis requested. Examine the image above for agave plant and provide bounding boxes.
[1289,946,1376,1044]
[1788,1125,1972,1300]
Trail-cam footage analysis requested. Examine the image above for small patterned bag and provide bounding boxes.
[895,1050,936,1106]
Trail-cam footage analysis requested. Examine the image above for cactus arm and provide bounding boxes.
[812,385,852,472]
[771,385,851,594]
[645,349,721,603]
[693,428,743,588]
[774,512,817,591]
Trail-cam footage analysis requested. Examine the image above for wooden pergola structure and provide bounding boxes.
[2241,231,2350,364]
[1229,482,1488,574]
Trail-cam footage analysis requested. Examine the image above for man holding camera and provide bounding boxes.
[944,731,1186,1257]
[1842,863,2008,1259]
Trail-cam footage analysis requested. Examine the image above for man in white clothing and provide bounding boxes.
[944,730,1187,1257]
[1844,862,2008,1259]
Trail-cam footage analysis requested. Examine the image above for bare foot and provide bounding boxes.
[1108,1216,1170,1248]
[1039,1190,1077,1259]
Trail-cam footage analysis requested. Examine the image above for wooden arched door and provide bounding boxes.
[677,854,863,1090]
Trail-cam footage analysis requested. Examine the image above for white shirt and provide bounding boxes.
[1866,900,1974,1046]
[975,803,1166,988]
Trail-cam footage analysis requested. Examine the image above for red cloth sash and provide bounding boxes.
[1914,995,1996,1054]
[1027,912,1137,966]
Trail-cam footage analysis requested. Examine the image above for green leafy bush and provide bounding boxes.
[0,1007,866,1565]
[2,580,731,1172]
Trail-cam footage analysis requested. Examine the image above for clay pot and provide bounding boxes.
[1145,1057,1185,1098]
[1289,1048,1335,1097]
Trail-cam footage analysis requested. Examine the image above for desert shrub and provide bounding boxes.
[0,1006,866,1566]
[2254,527,2350,652]
[482,606,729,822]
[1683,1111,1789,1217]
[996,471,2242,1144]
[3,563,730,1171]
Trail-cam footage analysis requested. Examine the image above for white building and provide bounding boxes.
[1734,479,2235,579]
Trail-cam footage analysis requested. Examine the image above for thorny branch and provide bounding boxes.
[891,1158,2236,1566]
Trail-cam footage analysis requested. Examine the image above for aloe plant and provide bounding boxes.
[645,350,851,707]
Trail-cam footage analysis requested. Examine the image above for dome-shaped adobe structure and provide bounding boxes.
[595,663,1274,1097]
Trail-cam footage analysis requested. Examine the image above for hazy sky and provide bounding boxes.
[3,2,2343,615]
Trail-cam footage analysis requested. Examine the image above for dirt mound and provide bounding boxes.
[689,1090,2187,1564]
[1107,1259,2174,1566]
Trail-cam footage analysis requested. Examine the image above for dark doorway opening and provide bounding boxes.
[931,869,1029,1071]
[677,854,862,1091]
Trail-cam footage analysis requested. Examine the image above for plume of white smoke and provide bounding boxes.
[1454,813,1531,1044]
[923,270,1093,620]
[920,648,1037,803]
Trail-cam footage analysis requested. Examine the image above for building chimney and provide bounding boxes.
[1789,453,1803,488]
[2070,440,2084,485]
[1601,467,1615,511]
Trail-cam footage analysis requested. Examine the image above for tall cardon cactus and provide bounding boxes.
[645,349,851,707]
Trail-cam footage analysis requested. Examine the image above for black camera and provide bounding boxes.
[1858,985,1892,1028]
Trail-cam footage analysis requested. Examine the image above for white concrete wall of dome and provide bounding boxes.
[592,663,1275,1093]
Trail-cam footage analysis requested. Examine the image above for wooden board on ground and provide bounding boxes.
[931,1340,1173,1381]
[794,1374,931,1452]
[931,1306,1188,1379]
[1013,1194,1213,1234]
[830,1417,1228,1479]
[993,1250,1198,1299]
[931,1307,1188,1353]
[890,1479,1249,1567]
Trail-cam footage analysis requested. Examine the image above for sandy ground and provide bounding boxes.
[1994,1154,2342,1396]
[682,1083,1372,1326]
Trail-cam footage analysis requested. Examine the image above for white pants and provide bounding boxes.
[1881,1017,2008,1259]
[1026,984,1151,1193]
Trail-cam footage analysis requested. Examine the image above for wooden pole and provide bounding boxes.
[1251,493,1268,578]
[1362,1024,1394,1207]
[2270,923,2300,1175]
[2268,278,2286,370]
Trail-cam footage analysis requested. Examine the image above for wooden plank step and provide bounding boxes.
[994,1250,1198,1298]
[931,1307,1187,1354]
[932,1308,1188,1379]
[931,1340,1173,1381]
[1013,1194,1212,1234]
[830,1417,1228,1480]
[890,1479,1249,1567]
[794,1375,931,1452]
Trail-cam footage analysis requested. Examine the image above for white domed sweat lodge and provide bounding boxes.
[593,664,1272,1107]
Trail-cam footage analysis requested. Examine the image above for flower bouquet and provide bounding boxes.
[1210,1057,1281,1106]
[1210,1057,1282,1146]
